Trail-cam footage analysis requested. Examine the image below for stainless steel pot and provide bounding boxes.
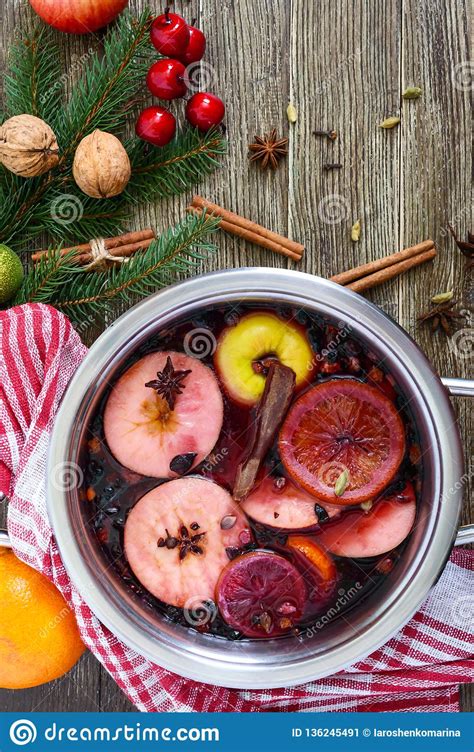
[45,268,473,688]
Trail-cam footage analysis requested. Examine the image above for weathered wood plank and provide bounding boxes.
[0,0,471,713]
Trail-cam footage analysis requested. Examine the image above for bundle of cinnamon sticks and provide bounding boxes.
[329,239,436,293]
[31,228,157,265]
[31,197,437,295]
[187,196,305,261]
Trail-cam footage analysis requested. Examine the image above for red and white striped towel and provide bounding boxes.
[1,303,472,712]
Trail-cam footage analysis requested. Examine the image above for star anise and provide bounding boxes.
[248,129,288,169]
[158,524,207,561]
[145,355,191,410]
[418,300,465,335]
[447,224,474,258]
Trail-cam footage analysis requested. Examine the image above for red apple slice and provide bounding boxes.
[315,483,416,558]
[103,351,223,478]
[241,477,342,530]
[124,477,251,608]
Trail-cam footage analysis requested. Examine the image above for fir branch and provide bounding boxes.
[127,128,227,202]
[14,213,220,326]
[0,11,225,250]
[56,10,155,155]
[4,25,62,126]
[14,247,78,304]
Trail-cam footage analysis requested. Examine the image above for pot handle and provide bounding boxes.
[441,377,474,398]
[440,377,473,545]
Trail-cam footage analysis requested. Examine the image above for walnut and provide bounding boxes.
[73,130,131,199]
[0,114,59,177]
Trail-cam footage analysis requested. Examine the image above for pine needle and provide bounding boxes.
[127,128,227,202]
[4,25,62,126]
[0,11,225,250]
[14,213,220,327]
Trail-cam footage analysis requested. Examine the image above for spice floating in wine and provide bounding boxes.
[124,478,249,607]
[233,362,295,501]
[103,351,223,478]
[84,302,421,640]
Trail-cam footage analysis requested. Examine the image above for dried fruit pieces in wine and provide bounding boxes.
[103,351,223,478]
[124,477,251,607]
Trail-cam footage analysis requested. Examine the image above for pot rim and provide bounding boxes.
[47,268,463,688]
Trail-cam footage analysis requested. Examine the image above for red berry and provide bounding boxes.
[136,106,176,147]
[185,93,225,132]
[178,25,206,65]
[150,9,189,56]
[146,59,187,100]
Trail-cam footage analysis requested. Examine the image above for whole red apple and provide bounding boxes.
[29,0,128,34]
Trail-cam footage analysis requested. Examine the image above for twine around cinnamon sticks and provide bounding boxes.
[31,197,437,294]
[32,228,156,267]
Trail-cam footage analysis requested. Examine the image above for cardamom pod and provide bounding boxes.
[287,103,298,123]
[431,290,454,304]
[351,219,361,241]
[379,116,401,129]
[402,86,422,100]
[334,468,349,497]
[360,500,373,512]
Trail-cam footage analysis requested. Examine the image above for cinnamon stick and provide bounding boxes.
[192,196,304,258]
[32,228,156,262]
[233,362,295,502]
[74,237,156,265]
[346,247,437,293]
[188,206,302,261]
[330,240,434,285]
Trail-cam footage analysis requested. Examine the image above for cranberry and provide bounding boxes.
[146,58,187,100]
[185,92,225,132]
[178,23,206,65]
[150,9,189,57]
[136,106,176,147]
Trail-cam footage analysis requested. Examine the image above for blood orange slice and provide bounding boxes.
[104,351,223,478]
[315,483,416,557]
[216,551,306,637]
[279,379,406,504]
[124,477,250,608]
[242,477,341,530]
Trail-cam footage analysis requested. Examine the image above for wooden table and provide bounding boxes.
[0,0,471,713]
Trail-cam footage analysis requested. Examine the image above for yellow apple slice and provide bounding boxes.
[215,312,313,405]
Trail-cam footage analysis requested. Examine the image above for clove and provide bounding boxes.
[313,129,337,141]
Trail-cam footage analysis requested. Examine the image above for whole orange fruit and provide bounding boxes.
[0,548,85,689]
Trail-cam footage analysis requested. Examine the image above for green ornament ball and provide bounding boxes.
[0,244,24,305]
